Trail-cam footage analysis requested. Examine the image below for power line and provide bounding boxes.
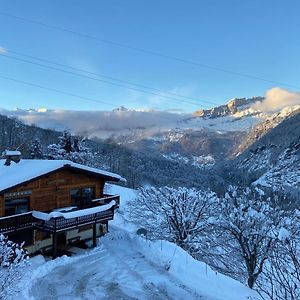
[0,11,298,90]
[0,54,212,108]
[0,74,115,107]
[7,49,219,106]
[0,74,184,123]
[0,52,214,108]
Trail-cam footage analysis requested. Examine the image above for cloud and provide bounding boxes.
[119,84,205,113]
[0,47,7,54]
[251,87,300,112]
[0,108,189,138]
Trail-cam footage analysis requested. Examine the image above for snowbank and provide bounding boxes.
[134,236,259,300]
[32,200,116,220]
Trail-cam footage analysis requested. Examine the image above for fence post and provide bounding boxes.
[93,223,97,247]
[52,219,57,259]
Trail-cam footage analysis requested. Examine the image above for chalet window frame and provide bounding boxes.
[70,186,96,208]
[5,196,30,216]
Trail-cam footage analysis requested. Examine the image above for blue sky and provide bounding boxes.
[0,0,299,112]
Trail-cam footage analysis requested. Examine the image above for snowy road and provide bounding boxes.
[29,227,204,300]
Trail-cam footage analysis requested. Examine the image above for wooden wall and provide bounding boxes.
[0,169,105,217]
[0,195,3,217]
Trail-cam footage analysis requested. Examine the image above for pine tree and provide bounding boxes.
[30,138,43,159]
[59,130,72,153]
[47,131,94,165]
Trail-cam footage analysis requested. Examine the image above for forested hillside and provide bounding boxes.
[0,114,222,190]
[222,108,300,202]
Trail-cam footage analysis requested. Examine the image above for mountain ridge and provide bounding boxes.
[194,96,264,118]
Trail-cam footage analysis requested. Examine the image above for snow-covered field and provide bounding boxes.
[10,184,259,300]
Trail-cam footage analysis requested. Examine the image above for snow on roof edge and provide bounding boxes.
[0,159,126,193]
[65,160,126,182]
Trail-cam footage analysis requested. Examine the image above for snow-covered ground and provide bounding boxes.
[10,184,259,300]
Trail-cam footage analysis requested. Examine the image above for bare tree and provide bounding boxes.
[257,211,300,300]
[127,186,218,252]
[212,186,285,289]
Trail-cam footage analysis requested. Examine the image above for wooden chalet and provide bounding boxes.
[0,152,125,258]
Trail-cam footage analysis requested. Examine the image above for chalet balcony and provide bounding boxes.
[0,212,33,234]
[92,194,120,208]
[0,195,120,235]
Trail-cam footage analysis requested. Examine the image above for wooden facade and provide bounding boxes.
[0,168,105,217]
[0,161,123,258]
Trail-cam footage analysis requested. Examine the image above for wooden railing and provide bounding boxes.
[0,194,120,234]
[34,207,115,233]
[92,194,120,207]
[0,212,33,234]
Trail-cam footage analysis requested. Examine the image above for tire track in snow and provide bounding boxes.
[102,227,203,299]
[30,227,204,300]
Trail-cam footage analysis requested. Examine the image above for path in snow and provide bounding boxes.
[30,227,205,300]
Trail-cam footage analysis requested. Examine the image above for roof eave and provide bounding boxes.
[0,164,125,195]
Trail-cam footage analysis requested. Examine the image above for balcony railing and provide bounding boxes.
[92,194,120,207]
[0,212,33,234]
[34,207,114,233]
[0,195,119,235]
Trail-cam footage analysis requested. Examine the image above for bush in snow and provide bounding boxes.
[0,234,28,267]
[0,234,29,299]
[127,186,218,253]
[210,186,286,289]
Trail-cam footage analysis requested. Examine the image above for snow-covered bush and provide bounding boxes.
[0,234,28,267]
[127,186,218,253]
[0,234,29,299]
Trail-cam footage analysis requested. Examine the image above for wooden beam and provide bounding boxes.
[105,221,108,233]
[93,223,97,247]
[52,232,57,259]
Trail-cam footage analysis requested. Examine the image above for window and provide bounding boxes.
[70,187,95,207]
[5,197,29,216]
[70,189,81,206]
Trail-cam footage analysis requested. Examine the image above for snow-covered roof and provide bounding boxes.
[2,150,21,156]
[0,159,126,194]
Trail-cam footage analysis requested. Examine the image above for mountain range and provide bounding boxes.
[1,96,299,199]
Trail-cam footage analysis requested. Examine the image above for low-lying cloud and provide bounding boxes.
[252,87,300,112]
[0,108,187,138]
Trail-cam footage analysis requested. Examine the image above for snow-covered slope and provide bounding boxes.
[107,103,300,171]
[253,142,300,189]
[231,109,300,193]
[13,185,259,300]
[180,103,300,133]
